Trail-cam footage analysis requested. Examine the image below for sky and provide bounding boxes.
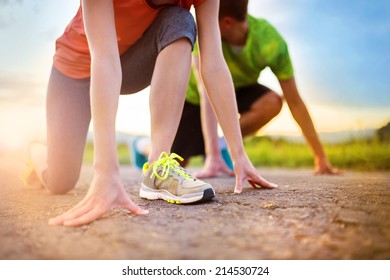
[0,0,389,149]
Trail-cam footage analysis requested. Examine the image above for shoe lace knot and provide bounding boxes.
[152,152,194,181]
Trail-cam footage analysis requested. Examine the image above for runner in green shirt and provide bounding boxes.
[171,0,339,177]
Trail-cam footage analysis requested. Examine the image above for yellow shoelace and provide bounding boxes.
[152,152,193,181]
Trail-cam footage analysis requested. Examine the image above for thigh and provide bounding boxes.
[171,101,205,158]
[120,6,196,94]
[46,67,91,187]
[236,84,272,113]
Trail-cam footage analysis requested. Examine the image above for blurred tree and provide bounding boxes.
[377,122,390,142]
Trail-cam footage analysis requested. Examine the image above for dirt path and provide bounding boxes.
[1,153,389,260]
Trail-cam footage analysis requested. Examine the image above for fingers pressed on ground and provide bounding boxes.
[234,177,244,194]
[63,207,107,227]
[249,176,278,189]
[315,168,342,176]
[48,200,95,226]
[59,198,90,217]
[234,188,242,194]
[62,203,98,223]
[248,179,258,189]
[124,200,149,215]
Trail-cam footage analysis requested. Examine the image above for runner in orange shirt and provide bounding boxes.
[24,0,277,227]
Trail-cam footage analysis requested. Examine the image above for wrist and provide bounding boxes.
[229,145,246,161]
[92,141,120,174]
[314,153,327,161]
[314,155,329,166]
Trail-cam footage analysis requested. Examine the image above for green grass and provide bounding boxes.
[83,142,130,165]
[83,137,390,171]
[243,136,390,171]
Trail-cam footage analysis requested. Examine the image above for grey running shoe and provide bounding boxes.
[140,152,215,204]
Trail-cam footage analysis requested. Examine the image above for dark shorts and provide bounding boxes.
[171,83,272,158]
[120,6,196,94]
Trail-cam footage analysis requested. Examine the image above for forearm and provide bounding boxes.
[289,102,326,159]
[90,58,122,171]
[195,0,245,162]
[280,78,327,160]
[201,64,245,161]
[81,0,122,173]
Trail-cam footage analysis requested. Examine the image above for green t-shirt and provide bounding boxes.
[186,14,294,105]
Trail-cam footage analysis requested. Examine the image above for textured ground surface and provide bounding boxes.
[1,154,389,260]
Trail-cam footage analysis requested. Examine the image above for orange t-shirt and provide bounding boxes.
[53,0,207,79]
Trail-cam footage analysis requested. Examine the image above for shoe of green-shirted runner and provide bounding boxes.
[140,152,215,204]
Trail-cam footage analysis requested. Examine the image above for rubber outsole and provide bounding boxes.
[196,188,215,203]
[140,185,215,204]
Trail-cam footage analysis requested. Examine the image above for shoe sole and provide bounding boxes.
[139,184,215,204]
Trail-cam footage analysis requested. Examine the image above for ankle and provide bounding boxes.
[148,150,171,164]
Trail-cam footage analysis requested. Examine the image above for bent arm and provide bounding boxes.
[194,0,278,191]
[82,0,121,172]
[195,0,245,162]
[280,78,325,159]
[280,78,338,173]
[48,0,148,227]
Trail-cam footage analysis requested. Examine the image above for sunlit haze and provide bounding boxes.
[0,0,389,151]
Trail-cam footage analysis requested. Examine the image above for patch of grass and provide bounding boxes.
[321,139,390,171]
[83,137,390,171]
[244,137,313,168]
[244,136,390,171]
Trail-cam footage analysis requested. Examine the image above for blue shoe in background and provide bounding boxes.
[130,136,148,170]
[219,137,233,170]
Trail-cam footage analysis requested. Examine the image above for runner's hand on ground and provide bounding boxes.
[233,155,278,194]
[48,172,148,227]
[314,157,342,175]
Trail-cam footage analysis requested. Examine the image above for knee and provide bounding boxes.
[267,93,283,117]
[45,171,79,195]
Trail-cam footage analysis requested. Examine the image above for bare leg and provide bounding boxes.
[27,68,91,195]
[148,38,192,163]
[134,139,190,167]
[239,91,283,136]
